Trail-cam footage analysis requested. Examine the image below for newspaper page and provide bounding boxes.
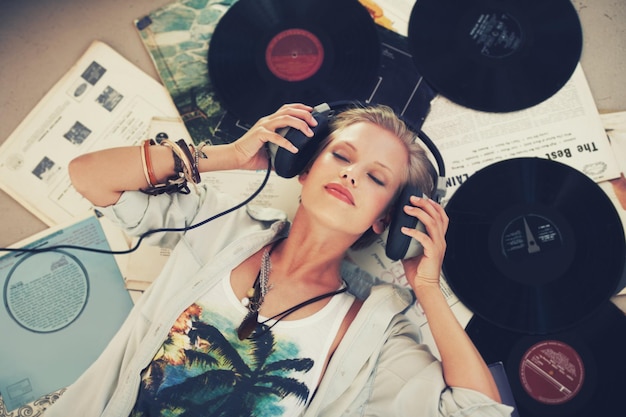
[0,215,133,411]
[0,40,180,226]
[423,65,621,201]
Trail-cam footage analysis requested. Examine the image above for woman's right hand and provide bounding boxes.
[230,103,318,171]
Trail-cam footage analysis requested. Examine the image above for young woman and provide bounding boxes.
[46,103,512,416]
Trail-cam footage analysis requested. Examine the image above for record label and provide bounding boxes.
[519,340,585,405]
[469,12,522,58]
[500,214,558,258]
[489,206,575,286]
[265,29,324,82]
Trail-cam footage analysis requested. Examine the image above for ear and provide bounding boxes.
[298,170,308,184]
[372,212,391,234]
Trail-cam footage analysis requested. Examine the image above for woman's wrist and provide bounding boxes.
[413,283,445,307]
[196,143,241,172]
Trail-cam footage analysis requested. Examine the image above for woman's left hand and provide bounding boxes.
[400,195,449,291]
[400,196,503,403]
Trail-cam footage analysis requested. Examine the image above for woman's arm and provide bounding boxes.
[69,103,317,207]
[401,196,502,402]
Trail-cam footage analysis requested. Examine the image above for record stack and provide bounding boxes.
[442,157,626,416]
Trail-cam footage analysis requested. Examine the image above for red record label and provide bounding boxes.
[265,28,324,82]
[519,340,585,405]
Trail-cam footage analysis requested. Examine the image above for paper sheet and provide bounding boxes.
[0,40,180,226]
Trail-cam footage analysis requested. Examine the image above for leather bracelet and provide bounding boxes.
[142,139,158,187]
[139,139,153,187]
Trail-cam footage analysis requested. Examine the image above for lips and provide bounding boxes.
[325,183,354,205]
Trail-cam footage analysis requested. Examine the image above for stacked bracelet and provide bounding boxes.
[139,137,206,196]
[160,138,201,184]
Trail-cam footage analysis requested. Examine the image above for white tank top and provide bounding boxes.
[133,271,355,417]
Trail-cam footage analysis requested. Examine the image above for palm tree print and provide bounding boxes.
[131,303,314,416]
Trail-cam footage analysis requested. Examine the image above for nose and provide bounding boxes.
[341,170,356,186]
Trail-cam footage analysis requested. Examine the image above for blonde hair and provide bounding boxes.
[304,104,437,249]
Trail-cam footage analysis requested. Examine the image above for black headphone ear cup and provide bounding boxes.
[272,107,331,178]
[385,184,426,261]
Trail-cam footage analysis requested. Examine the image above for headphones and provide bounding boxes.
[267,102,447,261]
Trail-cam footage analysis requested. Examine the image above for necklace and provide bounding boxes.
[237,240,349,340]
[239,246,272,311]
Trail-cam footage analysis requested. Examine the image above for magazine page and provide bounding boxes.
[0,40,180,226]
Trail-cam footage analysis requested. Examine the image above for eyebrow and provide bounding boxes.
[338,141,394,173]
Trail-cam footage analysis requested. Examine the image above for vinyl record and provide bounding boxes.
[443,158,625,334]
[208,0,380,124]
[466,302,626,416]
[407,0,583,112]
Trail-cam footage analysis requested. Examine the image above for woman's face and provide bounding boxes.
[299,121,409,238]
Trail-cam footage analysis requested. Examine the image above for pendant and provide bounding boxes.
[237,310,259,340]
[240,287,255,307]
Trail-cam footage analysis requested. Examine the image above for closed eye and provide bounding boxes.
[332,152,349,163]
[368,173,385,186]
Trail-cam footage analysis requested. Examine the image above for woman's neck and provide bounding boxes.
[272,213,353,288]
